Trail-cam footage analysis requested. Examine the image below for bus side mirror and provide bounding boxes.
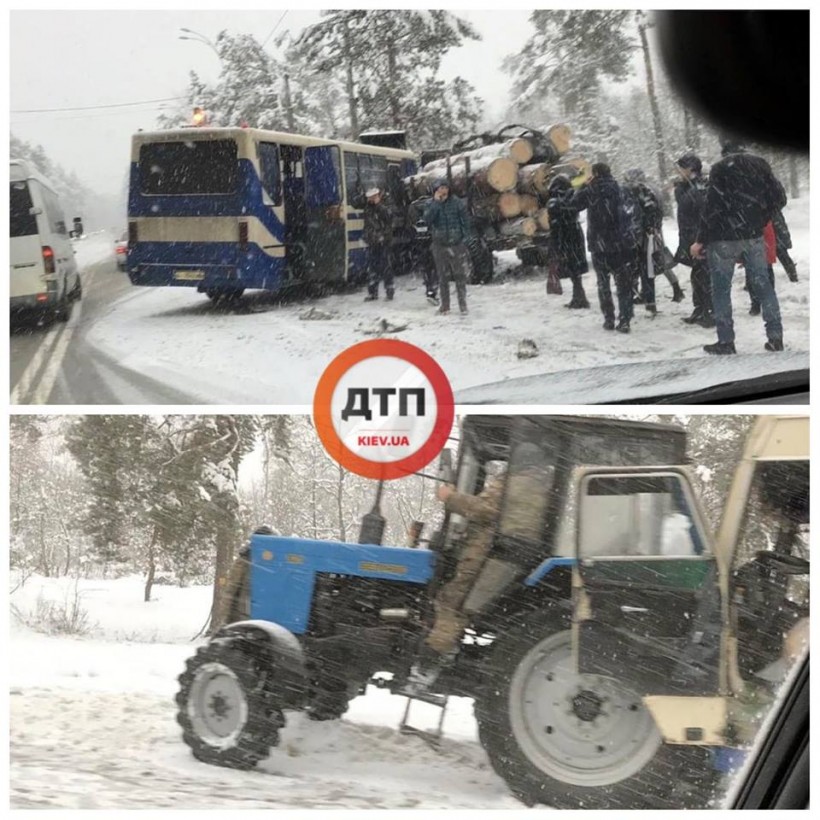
[73,217,84,236]
[438,449,454,485]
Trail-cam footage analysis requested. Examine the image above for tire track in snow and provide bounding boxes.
[11,688,520,810]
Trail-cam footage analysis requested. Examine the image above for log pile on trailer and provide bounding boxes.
[405,124,591,273]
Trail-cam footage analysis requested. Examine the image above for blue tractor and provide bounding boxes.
[175,415,808,808]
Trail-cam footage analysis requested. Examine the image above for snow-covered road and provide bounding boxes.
[11,686,519,810]
[81,199,810,405]
[9,576,522,810]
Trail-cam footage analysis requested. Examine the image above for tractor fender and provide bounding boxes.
[214,619,307,684]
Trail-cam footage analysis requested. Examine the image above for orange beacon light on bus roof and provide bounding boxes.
[192,107,208,127]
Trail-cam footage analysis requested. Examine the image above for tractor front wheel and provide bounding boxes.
[476,626,675,809]
[176,637,283,770]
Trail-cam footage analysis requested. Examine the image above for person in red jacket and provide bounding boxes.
[746,221,777,316]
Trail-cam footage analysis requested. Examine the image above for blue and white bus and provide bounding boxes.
[127,127,418,299]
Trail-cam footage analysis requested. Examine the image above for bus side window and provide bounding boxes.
[387,163,407,208]
[366,155,387,194]
[258,142,282,205]
[344,152,361,207]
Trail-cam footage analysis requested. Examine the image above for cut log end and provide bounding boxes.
[518,163,551,195]
[546,123,572,156]
[498,216,538,238]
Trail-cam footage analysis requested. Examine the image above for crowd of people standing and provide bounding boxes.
[360,139,797,354]
[546,139,795,354]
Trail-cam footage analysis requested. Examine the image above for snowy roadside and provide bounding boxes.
[9,575,521,810]
[83,198,809,404]
[72,230,116,271]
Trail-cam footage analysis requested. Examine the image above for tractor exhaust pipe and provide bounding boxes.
[358,479,386,545]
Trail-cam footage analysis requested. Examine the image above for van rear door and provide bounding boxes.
[10,180,46,298]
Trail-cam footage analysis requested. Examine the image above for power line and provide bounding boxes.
[11,105,176,124]
[261,10,288,48]
[11,96,185,114]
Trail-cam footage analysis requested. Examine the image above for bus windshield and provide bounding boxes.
[10,181,37,237]
[138,139,238,195]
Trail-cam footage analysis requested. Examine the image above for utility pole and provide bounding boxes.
[637,13,671,209]
[342,18,359,138]
[282,72,295,132]
[683,108,701,152]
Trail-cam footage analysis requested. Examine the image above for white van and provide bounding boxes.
[10,159,82,319]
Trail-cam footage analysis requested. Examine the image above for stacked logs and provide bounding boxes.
[405,123,590,241]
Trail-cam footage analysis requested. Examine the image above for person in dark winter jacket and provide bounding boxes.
[546,174,589,309]
[674,153,714,327]
[691,140,786,355]
[362,188,394,301]
[622,168,685,313]
[423,178,473,315]
[572,163,632,332]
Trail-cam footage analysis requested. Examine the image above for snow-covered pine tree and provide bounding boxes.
[275,32,351,138]
[505,11,637,160]
[158,32,286,130]
[10,417,88,580]
[174,416,259,632]
[65,416,149,574]
[291,10,484,147]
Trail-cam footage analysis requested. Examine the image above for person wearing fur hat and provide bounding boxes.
[674,153,714,327]
[546,174,590,309]
[423,178,473,315]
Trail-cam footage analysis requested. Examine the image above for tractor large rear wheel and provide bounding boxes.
[176,637,283,770]
[476,626,681,809]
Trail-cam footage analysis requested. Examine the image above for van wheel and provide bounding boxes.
[55,289,73,323]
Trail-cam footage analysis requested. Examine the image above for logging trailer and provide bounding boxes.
[402,123,591,281]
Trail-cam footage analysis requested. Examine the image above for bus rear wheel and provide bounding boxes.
[206,288,245,303]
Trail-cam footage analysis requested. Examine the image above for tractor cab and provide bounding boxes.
[430,415,690,630]
[592,416,811,764]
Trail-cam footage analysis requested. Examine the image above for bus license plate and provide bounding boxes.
[174,270,205,281]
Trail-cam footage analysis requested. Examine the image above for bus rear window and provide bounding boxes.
[10,181,38,237]
[139,140,238,195]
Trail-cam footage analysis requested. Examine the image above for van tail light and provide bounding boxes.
[42,246,55,274]
[128,222,138,246]
[239,222,249,250]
